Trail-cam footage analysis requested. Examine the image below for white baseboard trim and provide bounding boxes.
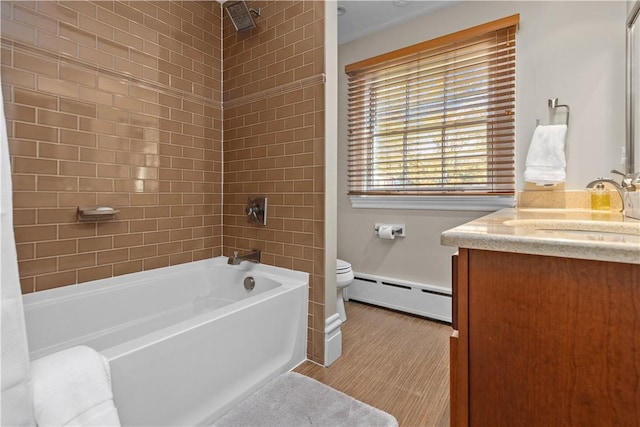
[324,313,342,366]
[347,272,452,323]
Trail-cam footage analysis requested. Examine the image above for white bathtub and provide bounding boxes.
[22,257,309,426]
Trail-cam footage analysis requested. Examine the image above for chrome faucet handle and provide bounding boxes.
[247,205,261,222]
[611,169,637,190]
[611,169,626,176]
[611,169,628,183]
[610,168,640,180]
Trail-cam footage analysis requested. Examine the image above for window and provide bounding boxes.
[346,15,519,207]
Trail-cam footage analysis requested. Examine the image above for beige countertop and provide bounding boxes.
[441,208,640,265]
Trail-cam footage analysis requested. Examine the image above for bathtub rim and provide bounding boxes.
[22,257,308,307]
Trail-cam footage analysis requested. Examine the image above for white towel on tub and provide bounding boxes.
[524,124,568,185]
[31,345,121,427]
[1,77,37,426]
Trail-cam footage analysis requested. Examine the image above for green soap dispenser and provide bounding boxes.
[590,182,611,210]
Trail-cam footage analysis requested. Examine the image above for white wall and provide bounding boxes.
[338,1,627,288]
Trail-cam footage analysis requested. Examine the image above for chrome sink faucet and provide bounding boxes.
[228,249,261,265]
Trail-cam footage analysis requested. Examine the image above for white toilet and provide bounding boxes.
[336,259,354,322]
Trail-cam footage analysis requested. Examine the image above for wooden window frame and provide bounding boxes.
[346,15,519,206]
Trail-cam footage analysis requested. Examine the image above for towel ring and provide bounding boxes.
[548,98,570,126]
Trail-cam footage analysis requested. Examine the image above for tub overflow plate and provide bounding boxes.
[244,276,255,291]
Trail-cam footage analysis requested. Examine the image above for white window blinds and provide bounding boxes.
[346,15,519,196]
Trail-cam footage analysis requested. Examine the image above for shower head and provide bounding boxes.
[225,1,259,32]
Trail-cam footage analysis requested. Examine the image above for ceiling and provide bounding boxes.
[337,1,455,45]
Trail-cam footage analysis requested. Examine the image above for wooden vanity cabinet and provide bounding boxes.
[450,248,640,427]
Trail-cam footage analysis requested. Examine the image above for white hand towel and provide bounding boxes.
[31,345,121,427]
[524,124,568,185]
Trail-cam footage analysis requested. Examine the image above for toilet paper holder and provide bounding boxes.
[374,223,406,237]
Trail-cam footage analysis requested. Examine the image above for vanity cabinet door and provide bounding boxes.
[466,249,640,427]
[450,250,469,427]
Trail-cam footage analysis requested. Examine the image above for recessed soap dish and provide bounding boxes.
[77,206,119,222]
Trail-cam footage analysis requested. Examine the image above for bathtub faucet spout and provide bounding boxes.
[228,249,261,265]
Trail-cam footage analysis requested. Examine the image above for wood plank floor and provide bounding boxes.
[295,301,451,427]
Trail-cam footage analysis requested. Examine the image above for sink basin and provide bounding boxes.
[504,219,640,235]
[503,219,640,243]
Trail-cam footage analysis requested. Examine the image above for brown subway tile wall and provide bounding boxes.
[222,1,325,364]
[2,1,223,292]
[3,0,325,366]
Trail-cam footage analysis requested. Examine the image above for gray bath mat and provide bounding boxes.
[211,372,398,427]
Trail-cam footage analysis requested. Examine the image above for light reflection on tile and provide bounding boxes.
[3,0,222,292]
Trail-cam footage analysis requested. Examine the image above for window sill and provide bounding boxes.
[349,195,515,211]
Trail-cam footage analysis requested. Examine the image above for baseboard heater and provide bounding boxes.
[346,272,452,323]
